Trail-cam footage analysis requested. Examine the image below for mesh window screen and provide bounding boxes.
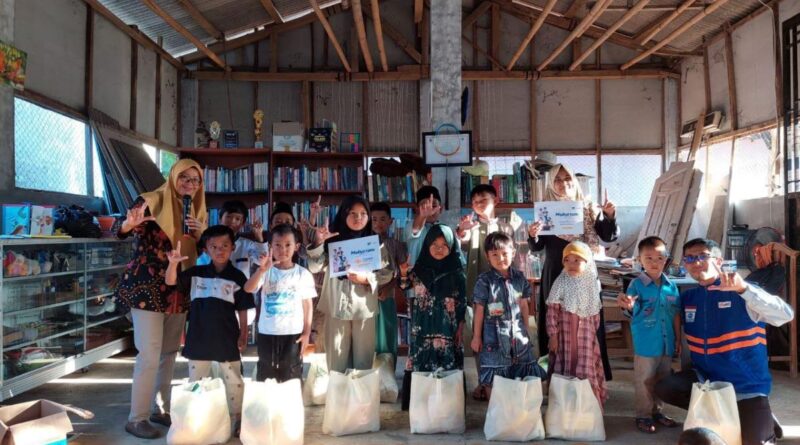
[601,155,661,207]
[14,98,88,195]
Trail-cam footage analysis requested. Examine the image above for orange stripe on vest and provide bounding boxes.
[685,326,766,346]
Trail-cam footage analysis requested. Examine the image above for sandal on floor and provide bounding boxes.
[636,417,657,434]
[472,385,488,401]
[653,413,678,428]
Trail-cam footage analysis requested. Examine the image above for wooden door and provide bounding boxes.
[637,161,703,262]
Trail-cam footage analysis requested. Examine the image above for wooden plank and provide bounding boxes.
[370,0,389,72]
[141,0,227,69]
[155,37,162,141]
[537,0,613,71]
[363,6,422,64]
[310,0,351,72]
[621,0,733,70]
[414,0,423,23]
[176,0,223,40]
[80,0,184,70]
[687,109,706,161]
[605,2,703,12]
[85,5,94,114]
[569,0,651,71]
[463,2,492,29]
[258,0,283,23]
[130,35,137,131]
[636,0,697,45]
[724,28,738,130]
[506,0,558,71]
[491,4,501,70]
[351,0,374,73]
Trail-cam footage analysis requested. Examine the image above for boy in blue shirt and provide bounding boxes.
[617,236,680,433]
[654,238,794,445]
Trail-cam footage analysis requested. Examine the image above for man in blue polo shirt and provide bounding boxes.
[654,238,794,445]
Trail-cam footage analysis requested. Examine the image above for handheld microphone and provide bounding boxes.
[182,195,192,235]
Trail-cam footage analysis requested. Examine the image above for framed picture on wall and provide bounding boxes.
[422,130,472,167]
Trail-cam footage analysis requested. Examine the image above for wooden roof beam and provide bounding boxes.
[570,0,651,70]
[636,0,698,45]
[310,0,352,72]
[141,0,227,69]
[363,6,422,64]
[601,2,703,12]
[463,2,493,29]
[621,0,732,70]
[259,0,284,23]
[81,0,185,70]
[506,0,557,70]
[414,0,423,23]
[371,0,389,71]
[537,0,613,71]
[351,0,374,72]
[175,0,223,41]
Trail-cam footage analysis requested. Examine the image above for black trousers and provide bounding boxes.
[654,370,777,445]
[257,333,303,382]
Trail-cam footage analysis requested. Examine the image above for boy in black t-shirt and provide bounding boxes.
[165,225,257,434]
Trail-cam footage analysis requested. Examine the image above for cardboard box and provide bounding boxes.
[0,400,93,445]
[272,122,304,152]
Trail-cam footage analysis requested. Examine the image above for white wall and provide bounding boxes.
[93,12,132,127]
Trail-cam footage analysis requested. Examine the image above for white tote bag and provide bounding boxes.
[373,353,399,403]
[240,379,305,445]
[484,376,545,441]
[684,381,742,445]
[167,378,231,445]
[303,354,329,406]
[322,368,381,436]
[544,374,605,441]
[409,369,465,434]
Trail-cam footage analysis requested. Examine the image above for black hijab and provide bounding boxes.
[411,223,466,299]
[324,195,374,253]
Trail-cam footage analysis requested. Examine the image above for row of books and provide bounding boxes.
[204,163,269,193]
[460,162,540,205]
[290,201,339,228]
[273,166,364,191]
[208,204,269,231]
[367,174,424,203]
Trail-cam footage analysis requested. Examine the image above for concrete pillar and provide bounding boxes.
[429,0,462,217]
[180,78,198,147]
[0,0,15,191]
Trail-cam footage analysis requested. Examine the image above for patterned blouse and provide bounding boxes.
[113,198,187,313]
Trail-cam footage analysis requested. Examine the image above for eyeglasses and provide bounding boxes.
[683,254,711,264]
[178,174,202,185]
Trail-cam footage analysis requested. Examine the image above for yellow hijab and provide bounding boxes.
[140,158,207,269]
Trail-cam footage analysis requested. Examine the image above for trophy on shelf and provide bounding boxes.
[209,121,222,149]
[253,109,265,148]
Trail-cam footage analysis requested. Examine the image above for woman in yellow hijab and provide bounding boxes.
[114,158,207,439]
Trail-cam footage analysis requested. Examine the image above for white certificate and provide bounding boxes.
[534,201,584,236]
[328,235,382,278]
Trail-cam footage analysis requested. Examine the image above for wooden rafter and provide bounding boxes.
[141,0,227,69]
[536,0,612,71]
[564,0,587,18]
[351,0,374,72]
[506,0,557,70]
[604,2,703,12]
[363,6,422,64]
[414,0,423,23]
[370,0,389,72]
[259,0,284,23]
[81,0,184,70]
[636,0,697,45]
[463,2,493,29]
[310,0,352,72]
[176,0,223,40]
[621,0,733,70]
[569,0,651,70]
[463,34,505,71]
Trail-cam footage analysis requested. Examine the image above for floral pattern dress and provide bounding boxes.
[399,272,467,372]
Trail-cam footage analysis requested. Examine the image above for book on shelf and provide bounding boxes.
[273,165,363,191]
[460,162,539,205]
[367,173,424,204]
[290,201,339,227]
[204,163,269,193]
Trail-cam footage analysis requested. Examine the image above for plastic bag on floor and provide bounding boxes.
[167,377,231,445]
[241,378,304,445]
[409,368,465,434]
[684,380,742,445]
[322,368,380,436]
[484,375,545,441]
[544,374,605,441]
[303,354,329,406]
[373,353,399,403]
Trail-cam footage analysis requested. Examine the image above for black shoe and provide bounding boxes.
[149,413,171,427]
[774,415,783,440]
[125,420,160,439]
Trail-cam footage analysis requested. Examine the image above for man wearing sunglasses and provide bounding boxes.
[653,238,794,445]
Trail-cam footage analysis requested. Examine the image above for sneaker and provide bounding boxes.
[125,420,160,439]
[149,413,171,427]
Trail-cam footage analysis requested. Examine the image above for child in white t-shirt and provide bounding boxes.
[246,223,316,382]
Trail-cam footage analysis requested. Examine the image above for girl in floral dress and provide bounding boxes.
[398,224,467,410]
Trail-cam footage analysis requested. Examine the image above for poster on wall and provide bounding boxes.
[533,201,584,236]
[327,235,382,278]
[30,205,55,236]
[0,40,27,91]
